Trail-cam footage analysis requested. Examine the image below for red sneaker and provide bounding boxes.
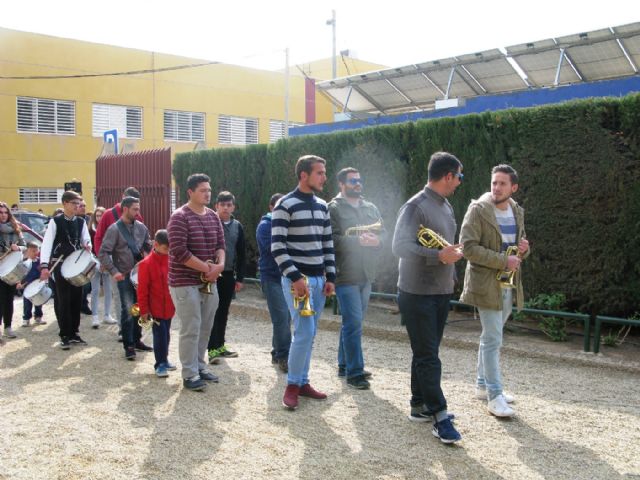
[283,384,300,410]
[299,384,327,400]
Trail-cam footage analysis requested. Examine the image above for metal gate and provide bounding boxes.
[96,148,172,236]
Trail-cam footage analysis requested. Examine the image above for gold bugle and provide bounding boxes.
[344,220,383,237]
[291,276,315,317]
[496,245,523,288]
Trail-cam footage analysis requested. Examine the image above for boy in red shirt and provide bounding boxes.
[137,230,176,377]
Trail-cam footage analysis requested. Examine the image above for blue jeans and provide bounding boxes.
[477,288,513,400]
[117,276,141,350]
[90,270,112,319]
[282,276,326,387]
[336,282,371,378]
[398,290,450,415]
[261,278,291,361]
[23,296,43,320]
[152,318,172,369]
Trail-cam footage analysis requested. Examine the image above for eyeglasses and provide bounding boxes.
[346,178,363,185]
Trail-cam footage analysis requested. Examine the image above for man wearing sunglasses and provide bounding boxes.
[328,168,384,390]
[392,151,464,444]
[459,164,529,418]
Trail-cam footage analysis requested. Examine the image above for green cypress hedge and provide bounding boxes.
[173,94,640,317]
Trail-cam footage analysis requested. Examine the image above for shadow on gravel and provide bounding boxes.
[137,361,251,478]
[501,418,624,480]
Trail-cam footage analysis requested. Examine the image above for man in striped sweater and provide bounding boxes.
[271,155,336,410]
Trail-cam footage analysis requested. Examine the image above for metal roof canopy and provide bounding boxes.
[318,22,640,115]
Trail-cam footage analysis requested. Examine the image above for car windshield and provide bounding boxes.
[27,216,47,236]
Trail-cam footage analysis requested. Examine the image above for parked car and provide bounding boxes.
[20,223,43,246]
[13,210,48,238]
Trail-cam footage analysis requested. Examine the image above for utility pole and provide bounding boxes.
[326,9,337,116]
[284,47,290,138]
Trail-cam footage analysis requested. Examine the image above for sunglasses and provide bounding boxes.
[452,172,464,180]
[346,178,363,185]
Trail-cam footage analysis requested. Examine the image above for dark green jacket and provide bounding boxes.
[328,195,384,286]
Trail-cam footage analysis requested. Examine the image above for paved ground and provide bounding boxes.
[1,286,639,479]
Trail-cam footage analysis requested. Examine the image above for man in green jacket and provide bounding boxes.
[329,167,384,390]
[460,164,530,418]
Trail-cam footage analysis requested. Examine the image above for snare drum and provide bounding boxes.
[24,280,53,306]
[0,251,32,285]
[61,249,98,287]
[130,262,140,289]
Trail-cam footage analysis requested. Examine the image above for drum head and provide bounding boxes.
[0,251,22,276]
[24,280,46,298]
[61,250,88,278]
[130,263,139,288]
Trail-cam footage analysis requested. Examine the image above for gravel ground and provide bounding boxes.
[1,298,639,480]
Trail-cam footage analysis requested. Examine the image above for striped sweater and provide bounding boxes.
[271,188,336,283]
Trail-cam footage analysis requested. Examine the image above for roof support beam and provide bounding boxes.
[343,86,353,112]
[554,48,565,86]
[612,26,639,73]
[351,84,387,114]
[459,64,488,94]
[444,67,456,99]
[420,71,446,96]
[385,78,416,109]
[563,50,585,81]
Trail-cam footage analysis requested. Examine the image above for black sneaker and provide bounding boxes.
[125,347,136,360]
[59,337,71,350]
[408,411,456,423]
[135,342,153,352]
[199,370,219,383]
[338,367,372,379]
[183,377,207,391]
[70,335,87,345]
[277,358,288,373]
[347,375,370,390]
[81,307,93,315]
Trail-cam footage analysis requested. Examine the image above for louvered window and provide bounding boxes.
[268,120,303,143]
[17,97,75,135]
[92,104,142,139]
[19,188,64,204]
[219,115,258,145]
[163,110,205,142]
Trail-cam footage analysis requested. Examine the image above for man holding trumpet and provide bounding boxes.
[392,151,464,444]
[272,155,336,410]
[460,164,529,418]
[328,167,384,390]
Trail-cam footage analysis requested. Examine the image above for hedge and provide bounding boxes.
[173,94,640,317]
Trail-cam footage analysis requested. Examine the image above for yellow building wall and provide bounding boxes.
[0,27,385,213]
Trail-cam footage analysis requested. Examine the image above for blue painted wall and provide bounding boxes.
[290,75,640,136]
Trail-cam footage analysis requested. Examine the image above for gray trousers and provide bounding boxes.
[170,285,219,380]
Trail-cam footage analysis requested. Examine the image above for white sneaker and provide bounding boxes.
[34,317,46,325]
[22,319,30,327]
[102,315,117,325]
[476,387,515,403]
[3,327,17,338]
[488,394,515,417]
[91,316,100,329]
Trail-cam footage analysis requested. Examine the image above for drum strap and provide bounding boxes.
[116,219,142,263]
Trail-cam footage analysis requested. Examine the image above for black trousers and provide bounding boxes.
[398,290,451,416]
[207,271,236,350]
[52,274,82,339]
[0,279,16,328]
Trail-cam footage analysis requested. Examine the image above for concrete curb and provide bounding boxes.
[231,299,640,374]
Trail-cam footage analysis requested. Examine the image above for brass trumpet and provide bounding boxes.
[417,225,451,249]
[200,260,215,295]
[138,313,160,330]
[344,220,383,237]
[496,245,523,288]
[291,276,314,317]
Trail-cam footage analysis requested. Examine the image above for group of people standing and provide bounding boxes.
[0,150,529,446]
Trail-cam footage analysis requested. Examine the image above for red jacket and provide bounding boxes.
[137,250,175,320]
[94,203,145,255]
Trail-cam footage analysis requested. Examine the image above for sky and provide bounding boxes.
[2,0,638,73]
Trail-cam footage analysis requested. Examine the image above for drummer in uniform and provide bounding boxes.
[40,191,92,350]
[98,196,152,360]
